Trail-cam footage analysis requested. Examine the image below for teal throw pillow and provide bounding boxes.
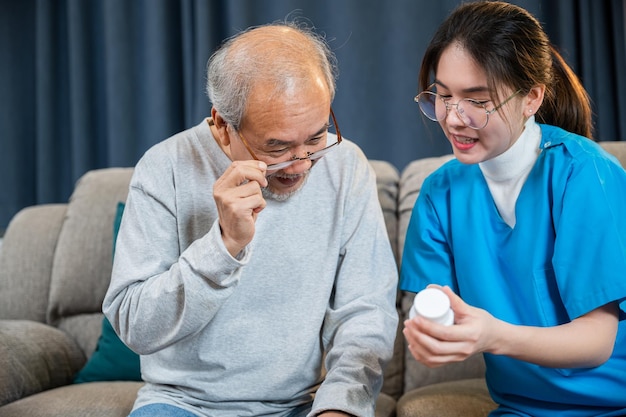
[73,202,142,383]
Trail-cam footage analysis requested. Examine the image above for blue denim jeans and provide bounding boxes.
[129,404,199,417]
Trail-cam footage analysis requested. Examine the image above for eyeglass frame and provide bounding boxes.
[234,107,342,172]
[414,86,523,130]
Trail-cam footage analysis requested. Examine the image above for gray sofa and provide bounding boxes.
[2,141,625,417]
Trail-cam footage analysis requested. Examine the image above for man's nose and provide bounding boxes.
[284,156,312,173]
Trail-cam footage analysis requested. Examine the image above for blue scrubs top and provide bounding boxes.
[400,125,626,416]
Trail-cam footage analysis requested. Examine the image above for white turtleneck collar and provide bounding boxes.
[478,116,542,227]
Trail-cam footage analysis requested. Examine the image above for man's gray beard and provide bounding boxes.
[261,171,309,202]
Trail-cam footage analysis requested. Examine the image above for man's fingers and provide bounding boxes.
[236,183,267,212]
[220,160,268,188]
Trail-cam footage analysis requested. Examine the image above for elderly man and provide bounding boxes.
[103,21,398,417]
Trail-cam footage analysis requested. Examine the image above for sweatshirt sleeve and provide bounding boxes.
[102,148,249,355]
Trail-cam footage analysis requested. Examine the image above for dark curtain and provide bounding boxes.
[1,0,624,230]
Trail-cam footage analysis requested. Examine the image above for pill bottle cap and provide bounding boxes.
[410,287,454,325]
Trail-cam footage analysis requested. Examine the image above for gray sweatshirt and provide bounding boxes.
[103,119,398,417]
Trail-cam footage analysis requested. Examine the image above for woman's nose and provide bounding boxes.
[444,104,468,127]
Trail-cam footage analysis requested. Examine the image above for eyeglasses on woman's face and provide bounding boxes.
[235,108,342,174]
[414,87,522,130]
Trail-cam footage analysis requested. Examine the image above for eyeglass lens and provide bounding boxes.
[417,92,489,129]
[266,141,340,172]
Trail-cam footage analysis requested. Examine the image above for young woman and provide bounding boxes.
[400,1,626,416]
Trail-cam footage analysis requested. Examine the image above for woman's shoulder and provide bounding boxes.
[539,124,622,170]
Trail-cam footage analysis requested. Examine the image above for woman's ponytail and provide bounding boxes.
[537,45,593,139]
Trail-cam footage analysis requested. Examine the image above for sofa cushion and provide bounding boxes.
[375,392,397,417]
[369,160,405,400]
[396,378,496,417]
[370,160,400,264]
[0,320,85,406]
[0,381,142,417]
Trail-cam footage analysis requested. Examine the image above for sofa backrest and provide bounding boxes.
[46,168,134,327]
[369,160,404,399]
[0,204,68,322]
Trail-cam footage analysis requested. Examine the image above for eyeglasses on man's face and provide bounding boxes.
[414,87,522,130]
[235,108,342,173]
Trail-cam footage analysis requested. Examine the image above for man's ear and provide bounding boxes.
[211,107,231,146]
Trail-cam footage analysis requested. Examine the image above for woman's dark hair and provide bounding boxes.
[419,1,593,138]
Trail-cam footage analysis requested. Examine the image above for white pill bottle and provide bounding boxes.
[409,287,454,326]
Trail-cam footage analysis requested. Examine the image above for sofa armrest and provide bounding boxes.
[0,320,85,406]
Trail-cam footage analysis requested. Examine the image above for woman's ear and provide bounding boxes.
[525,85,546,117]
[211,108,231,147]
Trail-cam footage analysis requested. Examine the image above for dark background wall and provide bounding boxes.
[1,0,625,230]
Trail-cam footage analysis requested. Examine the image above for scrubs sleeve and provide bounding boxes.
[553,155,626,319]
[400,176,457,293]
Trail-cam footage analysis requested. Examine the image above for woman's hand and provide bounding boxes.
[403,285,498,368]
[404,285,620,369]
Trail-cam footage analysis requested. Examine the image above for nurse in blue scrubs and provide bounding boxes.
[400,1,626,416]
